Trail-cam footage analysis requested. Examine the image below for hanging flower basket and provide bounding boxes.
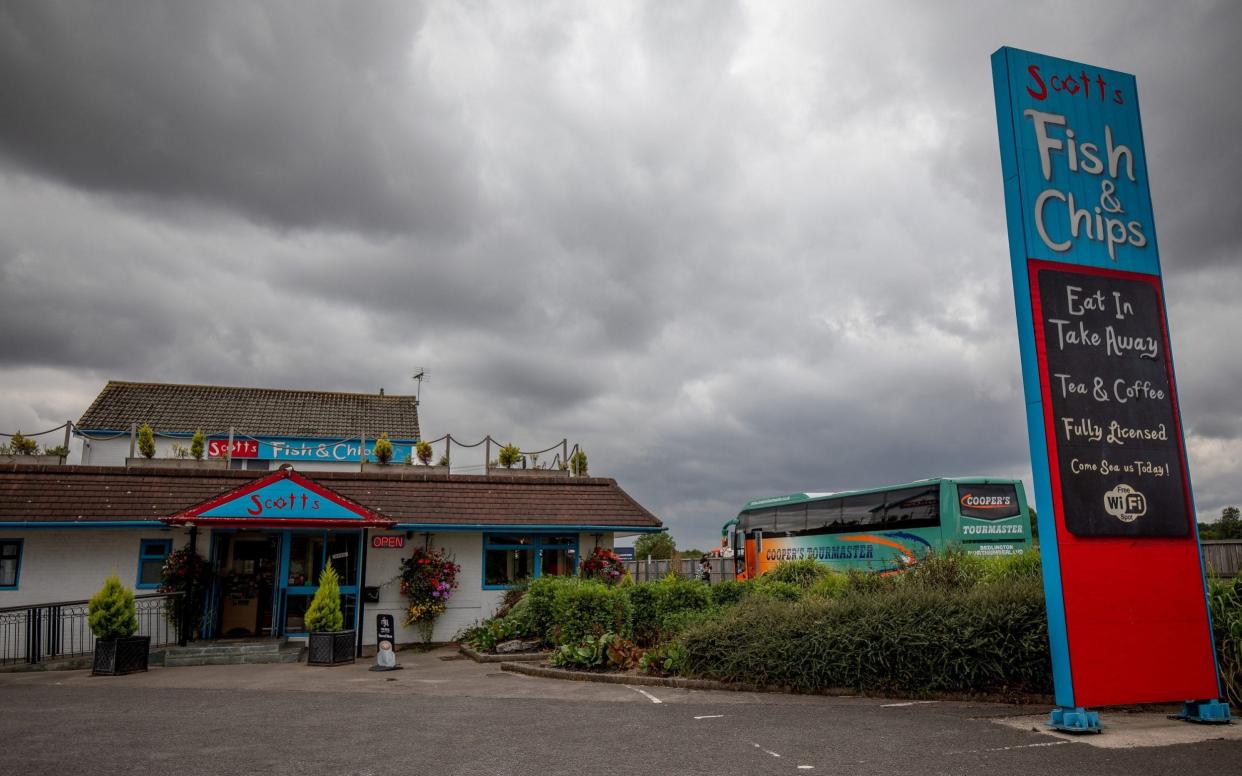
[400,547,460,643]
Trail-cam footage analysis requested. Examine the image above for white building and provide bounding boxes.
[1,382,662,657]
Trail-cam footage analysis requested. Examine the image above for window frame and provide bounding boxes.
[136,538,172,590]
[482,533,581,590]
[0,538,23,590]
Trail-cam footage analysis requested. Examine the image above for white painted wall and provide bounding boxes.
[361,531,616,646]
[0,528,186,606]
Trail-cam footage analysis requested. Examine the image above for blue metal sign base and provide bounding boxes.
[1175,699,1232,725]
[1049,706,1102,734]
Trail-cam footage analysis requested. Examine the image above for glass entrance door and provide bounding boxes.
[207,531,281,639]
[278,531,360,635]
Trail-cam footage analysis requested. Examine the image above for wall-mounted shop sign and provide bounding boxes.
[371,535,406,550]
[993,47,1226,727]
[208,436,417,463]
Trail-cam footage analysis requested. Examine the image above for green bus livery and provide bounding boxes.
[728,477,1031,578]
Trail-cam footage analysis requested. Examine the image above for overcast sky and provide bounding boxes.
[1,1,1239,549]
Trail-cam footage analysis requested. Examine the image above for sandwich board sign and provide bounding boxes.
[991,46,1230,730]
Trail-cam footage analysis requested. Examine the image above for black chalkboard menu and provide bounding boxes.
[1036,268,1190,537]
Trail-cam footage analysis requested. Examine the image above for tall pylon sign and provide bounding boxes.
[991,46,1230,731]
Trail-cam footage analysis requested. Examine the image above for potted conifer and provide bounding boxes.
[305,566,355,666]
[89,574,150,676]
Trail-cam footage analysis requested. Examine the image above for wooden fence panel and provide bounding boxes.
[1202,540,1242,577]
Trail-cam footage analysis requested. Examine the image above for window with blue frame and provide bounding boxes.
[136,539,172,589]
[0,539,22,589]
[483,534,578,588]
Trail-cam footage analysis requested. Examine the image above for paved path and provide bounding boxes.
[1,648,1237,775]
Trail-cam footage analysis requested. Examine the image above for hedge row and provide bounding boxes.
[677,580,1052,697]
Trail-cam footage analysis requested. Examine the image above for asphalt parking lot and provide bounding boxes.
[1,647,1238,775]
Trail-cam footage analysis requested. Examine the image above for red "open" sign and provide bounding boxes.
[371,535,405,549]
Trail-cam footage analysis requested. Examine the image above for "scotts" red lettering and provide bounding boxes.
[246,490,321,516]
[1026,64,1124,105]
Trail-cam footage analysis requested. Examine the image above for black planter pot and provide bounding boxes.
[307,630,356,666]
[92,636,151,676]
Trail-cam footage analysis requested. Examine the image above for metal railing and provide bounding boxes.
[624,558,737,584]
[0,592,182,666]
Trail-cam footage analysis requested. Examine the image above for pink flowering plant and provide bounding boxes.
[580,546,626,585]
[158,546,212,631]
[400,546,461,641]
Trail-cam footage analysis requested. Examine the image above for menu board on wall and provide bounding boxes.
[1033,265,1191,537]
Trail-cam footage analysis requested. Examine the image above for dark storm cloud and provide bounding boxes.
[0,1,1239,546]
[0,0,474,235]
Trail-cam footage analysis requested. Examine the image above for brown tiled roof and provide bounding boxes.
[0,465,663,529]
[77,381,420,439]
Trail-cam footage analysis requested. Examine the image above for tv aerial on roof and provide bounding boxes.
[411,367,429,403]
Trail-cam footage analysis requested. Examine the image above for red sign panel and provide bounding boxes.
[371,535,406,550]
[208,439,258,459]
[1030,260,1217,705]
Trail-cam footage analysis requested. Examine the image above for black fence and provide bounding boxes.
[0,592,182,666]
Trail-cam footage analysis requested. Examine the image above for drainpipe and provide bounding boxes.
[356,530,369,658]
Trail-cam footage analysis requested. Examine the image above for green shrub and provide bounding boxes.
[372,434,394,464]
[416,440,434,465]
[464,616,523,652]
[526,577,579,642]
[190,429,205,461]
[678,581,1051,696]
[844,568,896,595]
[497,442,522,468]
[710,579,750,606]
[88,574,139,639]
[658,607,723,639]
[136,423,156,459]
[639,640,688,676]
[900,547,987,591]
[653,574,712,619]
[549,632,613,669]
[549,580,633,645]
[764,559,830,588]
[503,595,536,636]
[626,584,661,646]
[43,444,70,458]
[569,449,588,476]
[978,549,1043,585]
[807,572,850,600]
[1209,576,1242,708]
[6,431,39,455]
[749,578,802,602]
[304,566,345,632]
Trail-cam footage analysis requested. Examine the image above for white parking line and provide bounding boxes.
[751,742,781,758]
[881,700,939,707]
[947,741,1072,755]
[694,714,725,720]
[625,685,663,704]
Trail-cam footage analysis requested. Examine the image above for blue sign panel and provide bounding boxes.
[993,48,1158,276]
[199,480,364,520]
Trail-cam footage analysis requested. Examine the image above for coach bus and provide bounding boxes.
[727,477,1031,578]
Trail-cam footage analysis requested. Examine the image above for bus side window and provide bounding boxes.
[884,486,940,528]
[774,504,807,535]
[807,500,841,532]
[841,493,884,528]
